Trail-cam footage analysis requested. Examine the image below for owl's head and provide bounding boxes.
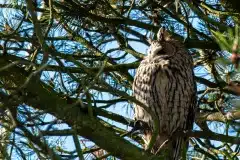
[147,27,174,58]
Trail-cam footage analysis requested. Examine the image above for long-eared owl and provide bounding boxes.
[133,28,196,159]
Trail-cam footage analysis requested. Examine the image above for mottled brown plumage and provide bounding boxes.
[133,28,196,159]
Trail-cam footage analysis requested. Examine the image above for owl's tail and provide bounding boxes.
[146,133,186,160]
[172,137,186,160]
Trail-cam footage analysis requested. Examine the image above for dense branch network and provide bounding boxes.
[0,0,240,159]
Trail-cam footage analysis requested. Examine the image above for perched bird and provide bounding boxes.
[133,28,196,159]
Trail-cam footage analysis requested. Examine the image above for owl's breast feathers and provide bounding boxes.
[133,50,196,129]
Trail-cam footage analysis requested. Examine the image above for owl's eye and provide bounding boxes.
[152,46,165,55]
[156,49,166,55]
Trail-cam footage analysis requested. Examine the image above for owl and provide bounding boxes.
[132,28,196,159]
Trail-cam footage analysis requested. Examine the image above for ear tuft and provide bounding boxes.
[157,27,171,41]
[147,38,152,45]
[157,27,165,41]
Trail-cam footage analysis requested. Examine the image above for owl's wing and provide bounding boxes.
[133,58,170,126]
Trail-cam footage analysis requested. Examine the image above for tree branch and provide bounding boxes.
[0,58,160,160]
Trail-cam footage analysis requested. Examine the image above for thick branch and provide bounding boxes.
[197,110,240,123]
